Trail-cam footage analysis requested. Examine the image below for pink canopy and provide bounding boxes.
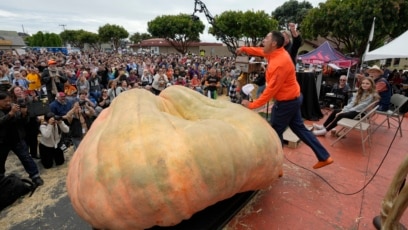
[298,41,358,68]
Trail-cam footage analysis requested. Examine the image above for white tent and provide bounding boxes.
[364,30,408,61]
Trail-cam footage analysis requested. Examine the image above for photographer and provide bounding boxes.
[0,91,44,186]
[41,59,68,103]
[9,85,41,159]
[65,96,95,150]
[38,112,69,169]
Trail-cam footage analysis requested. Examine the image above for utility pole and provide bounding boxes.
[59,24,66,31]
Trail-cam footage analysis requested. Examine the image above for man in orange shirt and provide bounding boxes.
[238,31,333,169]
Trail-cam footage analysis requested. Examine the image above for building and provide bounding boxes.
[0,30,26,52]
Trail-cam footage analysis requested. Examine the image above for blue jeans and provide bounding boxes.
[0,140,40,178]
[270,94,330,161]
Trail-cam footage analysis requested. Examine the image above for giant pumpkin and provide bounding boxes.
[66,85,283,230]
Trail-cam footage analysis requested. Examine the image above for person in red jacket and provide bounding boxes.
[237,31,333,169]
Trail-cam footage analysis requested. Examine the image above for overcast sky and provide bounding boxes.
[0,0,323,42]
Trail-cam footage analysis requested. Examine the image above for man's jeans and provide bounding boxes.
[270,94,330,161]
[0,140,40,179]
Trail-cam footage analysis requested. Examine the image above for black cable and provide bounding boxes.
[283,124,399,196]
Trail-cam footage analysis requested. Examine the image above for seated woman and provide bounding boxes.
[313,77,379,136]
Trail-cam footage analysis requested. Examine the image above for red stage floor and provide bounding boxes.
[225,112,408,230]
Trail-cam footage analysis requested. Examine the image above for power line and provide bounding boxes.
[59,24,66,31]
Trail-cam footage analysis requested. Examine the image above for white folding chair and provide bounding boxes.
[372,94,408,137]
[331,101,379,155]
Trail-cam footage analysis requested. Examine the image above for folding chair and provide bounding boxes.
[331,101,379,155]
[372,94,408,137]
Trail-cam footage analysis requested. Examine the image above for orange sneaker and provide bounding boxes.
[313,157,334,169]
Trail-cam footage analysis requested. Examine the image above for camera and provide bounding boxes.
[17,98,26,108]
[54,115,63,121]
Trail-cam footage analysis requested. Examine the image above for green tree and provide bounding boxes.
[209,10,278,51]
[27,31,62,47]
[78,31,100,50]
[301,0,408,60]
[129,32,152,44]
[98,24,129,52]
[147,14,205,54]
[60,30,82,48]
[208,11,244,52]
[240,11,279,46]
[272,0,313,29]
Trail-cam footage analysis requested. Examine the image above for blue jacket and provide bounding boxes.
[375,77,392,111]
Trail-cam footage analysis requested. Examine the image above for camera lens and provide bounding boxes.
[17,98,26,108]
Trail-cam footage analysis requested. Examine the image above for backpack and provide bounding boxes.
[0,174,37,211]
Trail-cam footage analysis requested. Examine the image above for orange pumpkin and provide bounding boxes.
[66,85,283,230]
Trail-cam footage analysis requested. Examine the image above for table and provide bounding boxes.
[296,72,323,121]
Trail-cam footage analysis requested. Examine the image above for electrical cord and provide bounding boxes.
[283,124,399,196]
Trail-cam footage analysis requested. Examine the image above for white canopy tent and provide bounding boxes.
[363,30,408,61]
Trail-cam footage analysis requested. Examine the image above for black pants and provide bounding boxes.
[25,117,40,158]
[39,143,65,169]
[324,109,358,131]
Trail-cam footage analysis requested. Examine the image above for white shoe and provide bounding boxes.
[313,123,324,130]
[313,128,327,136]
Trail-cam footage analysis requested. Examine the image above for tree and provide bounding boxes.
[60,30,100,50]
[209,10,278,50]
[147,14,205,54]
[129,32,152,44]
[98,24,129,52]
[240,11,279,46]
[301,0,408,61]
[78,31,100,51]
[27,31,62,47]
[272,0,313,29]
[60,30,81,47]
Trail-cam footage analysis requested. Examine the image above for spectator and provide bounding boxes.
[189,74,203,94]
[26,67,42,92]
[282,22,303,65]
[151,68,168,95]
[88,71,102,103]
[38,112,69,169]
[95,89,111,115]
[0,65,11,92]
[115,80,129,95]
[41,59,68,103]
[204,68,220,99]
[0,91,44,186]
[9,85,41,159]
[76,71,90,94]
[49,92,73,117]
[367,65,392,111]
[313,77,379,136]
[253,67,266,98]
[12,71,30,89]
[65,101,95,150]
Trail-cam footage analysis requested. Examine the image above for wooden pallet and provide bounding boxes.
[283,125,313,148]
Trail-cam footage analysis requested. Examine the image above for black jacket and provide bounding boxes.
[0,109,29,144]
